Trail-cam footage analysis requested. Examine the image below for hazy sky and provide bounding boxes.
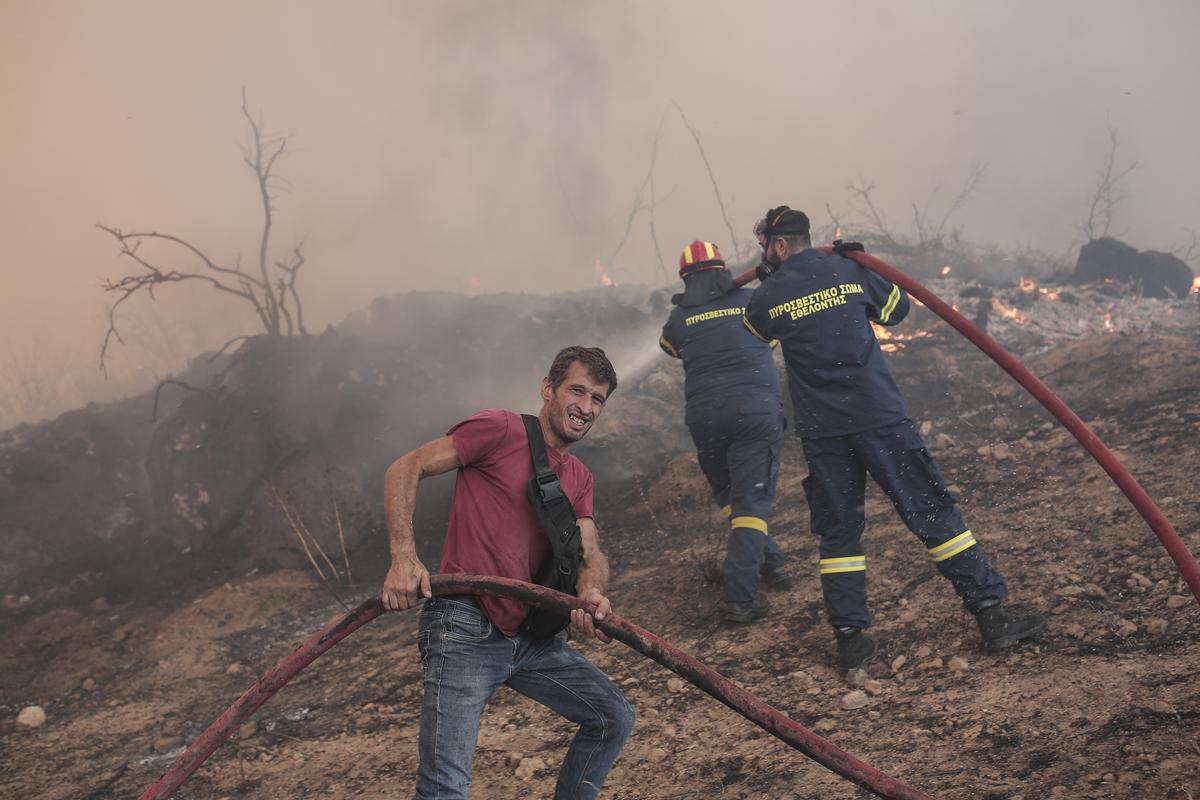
[2,1,1198,409]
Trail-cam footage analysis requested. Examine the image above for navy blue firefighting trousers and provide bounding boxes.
[687,395,787,603]
[800,417,1008,630]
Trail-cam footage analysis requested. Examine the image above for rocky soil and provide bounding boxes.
[2,308,1198,798]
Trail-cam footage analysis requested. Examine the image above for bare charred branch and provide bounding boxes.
[205,334,252,364]
[241,87,288,336]
[934,161,985,240]
[97,91,311,371]
[276,246,307,336]
[845,179,901,250]
[1083,120,1141,242]
[150,378,213,423]
[675,103,742,259]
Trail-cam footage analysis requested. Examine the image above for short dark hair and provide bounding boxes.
[777,232,812,251]
[547,346,618,397]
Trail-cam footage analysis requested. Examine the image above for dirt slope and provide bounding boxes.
[1,331,1197,800]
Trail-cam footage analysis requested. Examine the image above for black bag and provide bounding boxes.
[519,414,584,639]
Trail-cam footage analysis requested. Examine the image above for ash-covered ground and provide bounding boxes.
[1,282,1198,800]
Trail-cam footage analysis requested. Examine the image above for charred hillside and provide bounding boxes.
[0,286,692,609]
[0,279,1197,799]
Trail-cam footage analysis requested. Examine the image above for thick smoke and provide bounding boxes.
[2,1,1198,428]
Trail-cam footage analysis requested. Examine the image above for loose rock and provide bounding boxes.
[841,690,870,710]
[17,706,46,728]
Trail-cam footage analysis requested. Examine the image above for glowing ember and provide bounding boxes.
[1019,276,1037,293]
[1038,286,1062,301]
[991,297,1028,323]
[941,265,952,276]
[1192,276,1200,294]
[872,323,935,351]
[594,259,617,287]
[1103,308,1115,332]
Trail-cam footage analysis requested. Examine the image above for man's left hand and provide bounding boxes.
[570,587,613,644]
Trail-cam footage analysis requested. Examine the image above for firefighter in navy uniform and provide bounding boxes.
[742,207,1045,668]
[660,240,793,624]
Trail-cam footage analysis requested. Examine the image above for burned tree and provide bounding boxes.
[1081,120,1141,243]
[97,91,308,372]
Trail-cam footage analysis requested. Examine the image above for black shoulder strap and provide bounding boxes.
[519,414,584,638]
[521,414,567,508]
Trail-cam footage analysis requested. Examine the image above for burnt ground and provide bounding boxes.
[1,330,1198,799]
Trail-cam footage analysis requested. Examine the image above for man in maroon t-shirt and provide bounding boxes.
[380,346,634,800]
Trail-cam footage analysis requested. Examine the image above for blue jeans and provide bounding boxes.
[414,597,635,800]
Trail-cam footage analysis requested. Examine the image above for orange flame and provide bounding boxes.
[991,297,1028,323]
[1103,308,1115,332]
[872,323,935,352]
[941,265,952,276]
[1192,276,1200,294]
[1019,276,1037,293]
[594,259,617,287]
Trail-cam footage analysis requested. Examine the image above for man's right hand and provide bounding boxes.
[381,553,432,610]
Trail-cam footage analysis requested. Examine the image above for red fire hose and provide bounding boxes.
[735,250,1200,603]
[139,574,935,800]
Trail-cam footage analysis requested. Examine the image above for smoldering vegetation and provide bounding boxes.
[0,284,693,607]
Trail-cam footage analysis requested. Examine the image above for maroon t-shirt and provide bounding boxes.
[441,409,595,635]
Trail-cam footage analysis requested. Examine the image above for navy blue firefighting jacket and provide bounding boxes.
[743,248,910,438]
[660,286,779,408]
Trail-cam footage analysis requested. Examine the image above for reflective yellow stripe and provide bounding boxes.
[731,516,768,534]
[659,335,679,357]
[820,555,866,574]
[721,505,732,518]
[704,241,715,260]
[681,245,694,265]
[879,285,901,323]
[928,530,977,562]
[743,317,768,342]
[769,339,780,349]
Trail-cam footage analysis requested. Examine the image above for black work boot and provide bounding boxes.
[760,566,796,591]
[722,593,771,625]
[974,603,1046,653]
[835,627,878,669]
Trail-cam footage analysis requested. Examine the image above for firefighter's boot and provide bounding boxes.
[760,566,796,591]
[722,593,771,625]
[974,603,1046,653]
[835,627,878,669]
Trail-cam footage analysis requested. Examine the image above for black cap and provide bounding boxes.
[755,206,810,238]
